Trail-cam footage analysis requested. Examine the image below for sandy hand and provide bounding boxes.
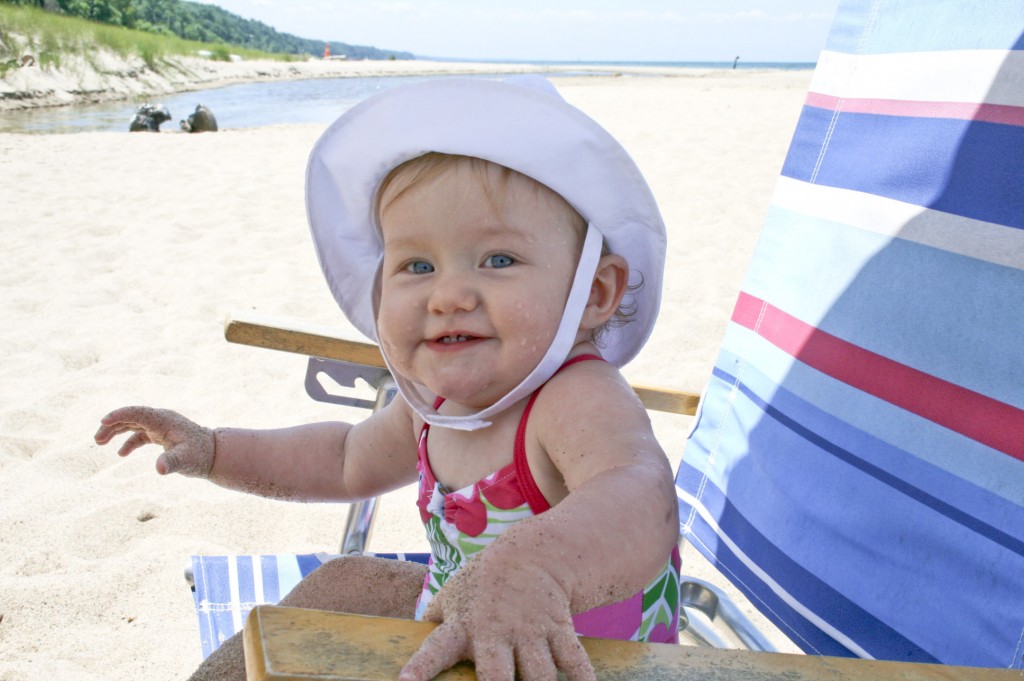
[398,547,596,681]
[94,406,215,478]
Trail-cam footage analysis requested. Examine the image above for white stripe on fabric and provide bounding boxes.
[810,49,1024,107]
[740,206,887,328]
[227,556,242,635]
[677,486,875,660]
[772,177,1024,270]
[741,204,1024,408]
[275,554,304,600]
[251,555,264,606]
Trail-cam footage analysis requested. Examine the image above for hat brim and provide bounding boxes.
[306,76,666,367]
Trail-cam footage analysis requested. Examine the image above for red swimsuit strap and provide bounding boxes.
[514,354,605,513]
[423,353,606,512]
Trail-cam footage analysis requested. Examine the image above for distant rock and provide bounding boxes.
[180,104,218,132]
[129,103,171,132]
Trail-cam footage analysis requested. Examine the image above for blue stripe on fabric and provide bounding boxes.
[825,0,1024,54]
[716,335,1024,508]
[742,206,1024,411]
[681,372,1024,665]
[192,556,220,659]
[199,555,232,609]
[677,463,937,662]
[781,107,1024,230]
[235,555,255,606]
[682,509,862,657]
[712,365,1024,558]
[296,553,324,578]
[371,552,432,564]
[259,555,281,604]
[193,556,243,653]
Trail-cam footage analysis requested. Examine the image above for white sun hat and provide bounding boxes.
[306,75,666,430]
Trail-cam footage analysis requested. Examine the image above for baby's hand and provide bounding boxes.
[398,550,596,681]
[94,406,215,478]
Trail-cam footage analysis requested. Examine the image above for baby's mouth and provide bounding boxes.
[436,334,476,344]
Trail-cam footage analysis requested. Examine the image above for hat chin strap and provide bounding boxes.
[381,225,605,431]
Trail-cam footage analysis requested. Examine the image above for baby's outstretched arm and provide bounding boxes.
[94,401,418,501]
[400,362,678,681]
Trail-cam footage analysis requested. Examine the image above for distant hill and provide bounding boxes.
[1,0,415,59]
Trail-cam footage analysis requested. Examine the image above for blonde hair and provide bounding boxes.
[375,152,636,343]
[376,152,587,236]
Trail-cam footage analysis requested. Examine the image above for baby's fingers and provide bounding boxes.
[156,443,211,477]
[95,407,162,443]
[549,629,596,681]
[99,405,163,428]
[117,431,153,457]
[473,643,515,681]
[398,622,468,681]
[514,638,557,681]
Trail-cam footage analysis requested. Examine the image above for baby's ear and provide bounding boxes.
[581,254,629,331]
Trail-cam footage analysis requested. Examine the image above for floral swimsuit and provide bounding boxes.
[414,354,681,643]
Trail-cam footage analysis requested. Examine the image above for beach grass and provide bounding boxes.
[0,4,294,75]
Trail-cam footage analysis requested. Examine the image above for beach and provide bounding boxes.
[0,63,812,679]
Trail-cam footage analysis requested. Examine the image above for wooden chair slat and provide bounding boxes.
[243,606,1022,681]
[225,314,699,415]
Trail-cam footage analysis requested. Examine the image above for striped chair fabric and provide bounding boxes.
[677,0,1024,668]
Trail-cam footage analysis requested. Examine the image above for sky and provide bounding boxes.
[199,1,842,64]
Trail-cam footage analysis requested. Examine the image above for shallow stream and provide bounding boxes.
[0,74,445,134]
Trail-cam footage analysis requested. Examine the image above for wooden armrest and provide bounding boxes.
[226,314,388,370]
[243,605,1020,681]
[225,314,700,415]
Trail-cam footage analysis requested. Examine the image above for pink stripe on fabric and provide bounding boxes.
[732,292,1024,461]
[806,91,1024,127]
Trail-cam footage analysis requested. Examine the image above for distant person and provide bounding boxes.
[95,76,680,681]
[733,55,740,69]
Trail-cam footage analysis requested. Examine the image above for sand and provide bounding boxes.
[0,63,812,679]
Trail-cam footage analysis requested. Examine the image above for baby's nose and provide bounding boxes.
[427,273,479,314]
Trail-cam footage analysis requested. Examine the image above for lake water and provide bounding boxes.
[0,61,813,135]
[0,74,449,134]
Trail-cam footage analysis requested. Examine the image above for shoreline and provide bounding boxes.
[0,50,806,112]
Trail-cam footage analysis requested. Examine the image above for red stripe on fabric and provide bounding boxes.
[806,91,1024,127]
[733,292,1024,461]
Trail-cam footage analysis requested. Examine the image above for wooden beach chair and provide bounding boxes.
[191,0,1024,676]
[190,315,773,658]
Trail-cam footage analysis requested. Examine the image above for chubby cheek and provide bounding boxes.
[376,300,416,373]
[505,302,561,361]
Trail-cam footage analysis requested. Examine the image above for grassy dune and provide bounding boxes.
[0,4,293,76]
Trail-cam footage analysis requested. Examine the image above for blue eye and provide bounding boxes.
[406,261,434,274]
[485,254,514,268]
